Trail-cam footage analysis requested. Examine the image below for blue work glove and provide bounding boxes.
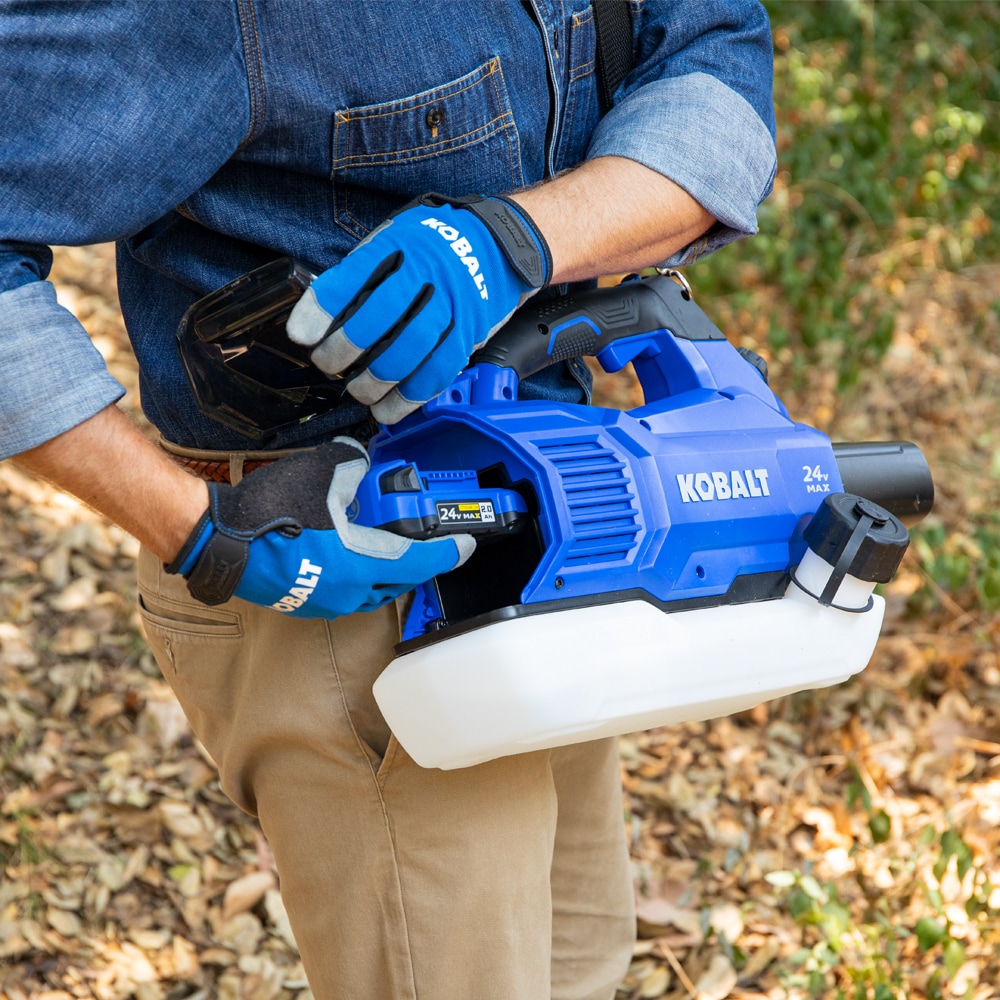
[286,193,551,424]
[167,438,474,618]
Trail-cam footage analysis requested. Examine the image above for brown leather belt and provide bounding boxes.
[169,454,277,484]
[161,418,376,487]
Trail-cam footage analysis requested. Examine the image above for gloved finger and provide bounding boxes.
[338,532,476,588]
[369,329,471,425]
[356,586,412,614]
[311,266,436,384]
[286,247,403,355]
[409,532,476,573]
[369,388,423,426]
[345,293,451,406]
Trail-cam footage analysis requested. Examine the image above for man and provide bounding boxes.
[1,3,776,997]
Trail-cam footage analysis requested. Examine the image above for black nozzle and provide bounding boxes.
[832,441,934,527]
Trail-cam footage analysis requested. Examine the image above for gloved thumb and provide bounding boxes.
[325,437,476,569]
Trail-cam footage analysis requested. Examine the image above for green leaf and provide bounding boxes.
[808,969,826,995]
[168,863,193,884]
[868,809,891,843]
[926,969,945,1000]
[933,854,948,883]
[943,937,966,978]
[788,887,817,923]
[915,916,946,951]
[799,874,827,902]
[918,823,938,847]
[955,841,975,881]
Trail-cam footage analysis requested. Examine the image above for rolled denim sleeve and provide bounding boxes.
[587,0,777,263]
[0,2,249,458]
[0,280,126,458]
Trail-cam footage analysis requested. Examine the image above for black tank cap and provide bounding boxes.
[803,492,910,585]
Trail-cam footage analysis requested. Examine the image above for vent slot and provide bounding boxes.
[536,439,640,565]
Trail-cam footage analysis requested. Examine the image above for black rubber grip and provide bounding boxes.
[474,274,725,379]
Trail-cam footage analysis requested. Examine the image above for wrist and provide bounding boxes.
[15,404,213,565]
[508,157,715,285]
[162,472,212,563]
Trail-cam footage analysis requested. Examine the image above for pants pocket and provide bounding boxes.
[136,547,403,811]
[137,591,243,673]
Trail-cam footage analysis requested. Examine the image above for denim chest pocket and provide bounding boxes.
[332,57,524,239]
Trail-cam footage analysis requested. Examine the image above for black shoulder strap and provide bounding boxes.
[592,1,634,116]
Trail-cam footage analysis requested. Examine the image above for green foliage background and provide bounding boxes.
[689,0,999,388]
[668,13,1000,996]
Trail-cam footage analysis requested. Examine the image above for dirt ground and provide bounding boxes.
[1,245,999,999]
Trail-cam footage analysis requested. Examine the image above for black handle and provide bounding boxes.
[832,441,934,527]
[474,274,726,379]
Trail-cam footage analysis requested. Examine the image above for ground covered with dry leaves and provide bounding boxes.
[1,246,999,1000]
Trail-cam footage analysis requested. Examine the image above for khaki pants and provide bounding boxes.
[137,547,635,1000]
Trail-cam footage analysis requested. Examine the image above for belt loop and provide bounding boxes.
[229,453,247,486]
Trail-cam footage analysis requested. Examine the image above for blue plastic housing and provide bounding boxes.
[359,326,843,642]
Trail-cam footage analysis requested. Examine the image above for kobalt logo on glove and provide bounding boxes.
[271,558,324,613]
[420,217,489,299]
[286,193,551,425]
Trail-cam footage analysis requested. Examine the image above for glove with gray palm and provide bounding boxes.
[168,438,473,618]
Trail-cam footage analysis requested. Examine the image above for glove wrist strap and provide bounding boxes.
[419,193,552,289]
[184,531,250,606]
[165,487,250,607]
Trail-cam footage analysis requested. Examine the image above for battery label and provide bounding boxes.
[435,500,497,525]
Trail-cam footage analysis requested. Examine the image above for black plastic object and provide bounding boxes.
[403,572,792,653]
[176,257,348,441]
[803,493,909,608]
[832,441,934,527]
[472,274,726,379]
[736,345,769,382]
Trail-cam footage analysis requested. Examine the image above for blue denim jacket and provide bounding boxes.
[0,0,776,456]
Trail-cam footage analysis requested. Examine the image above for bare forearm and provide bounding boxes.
[511,155,715,284]
[14,404,208,563]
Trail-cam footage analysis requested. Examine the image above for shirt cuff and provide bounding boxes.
[586,72,777,265]
[0,281,125,458]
